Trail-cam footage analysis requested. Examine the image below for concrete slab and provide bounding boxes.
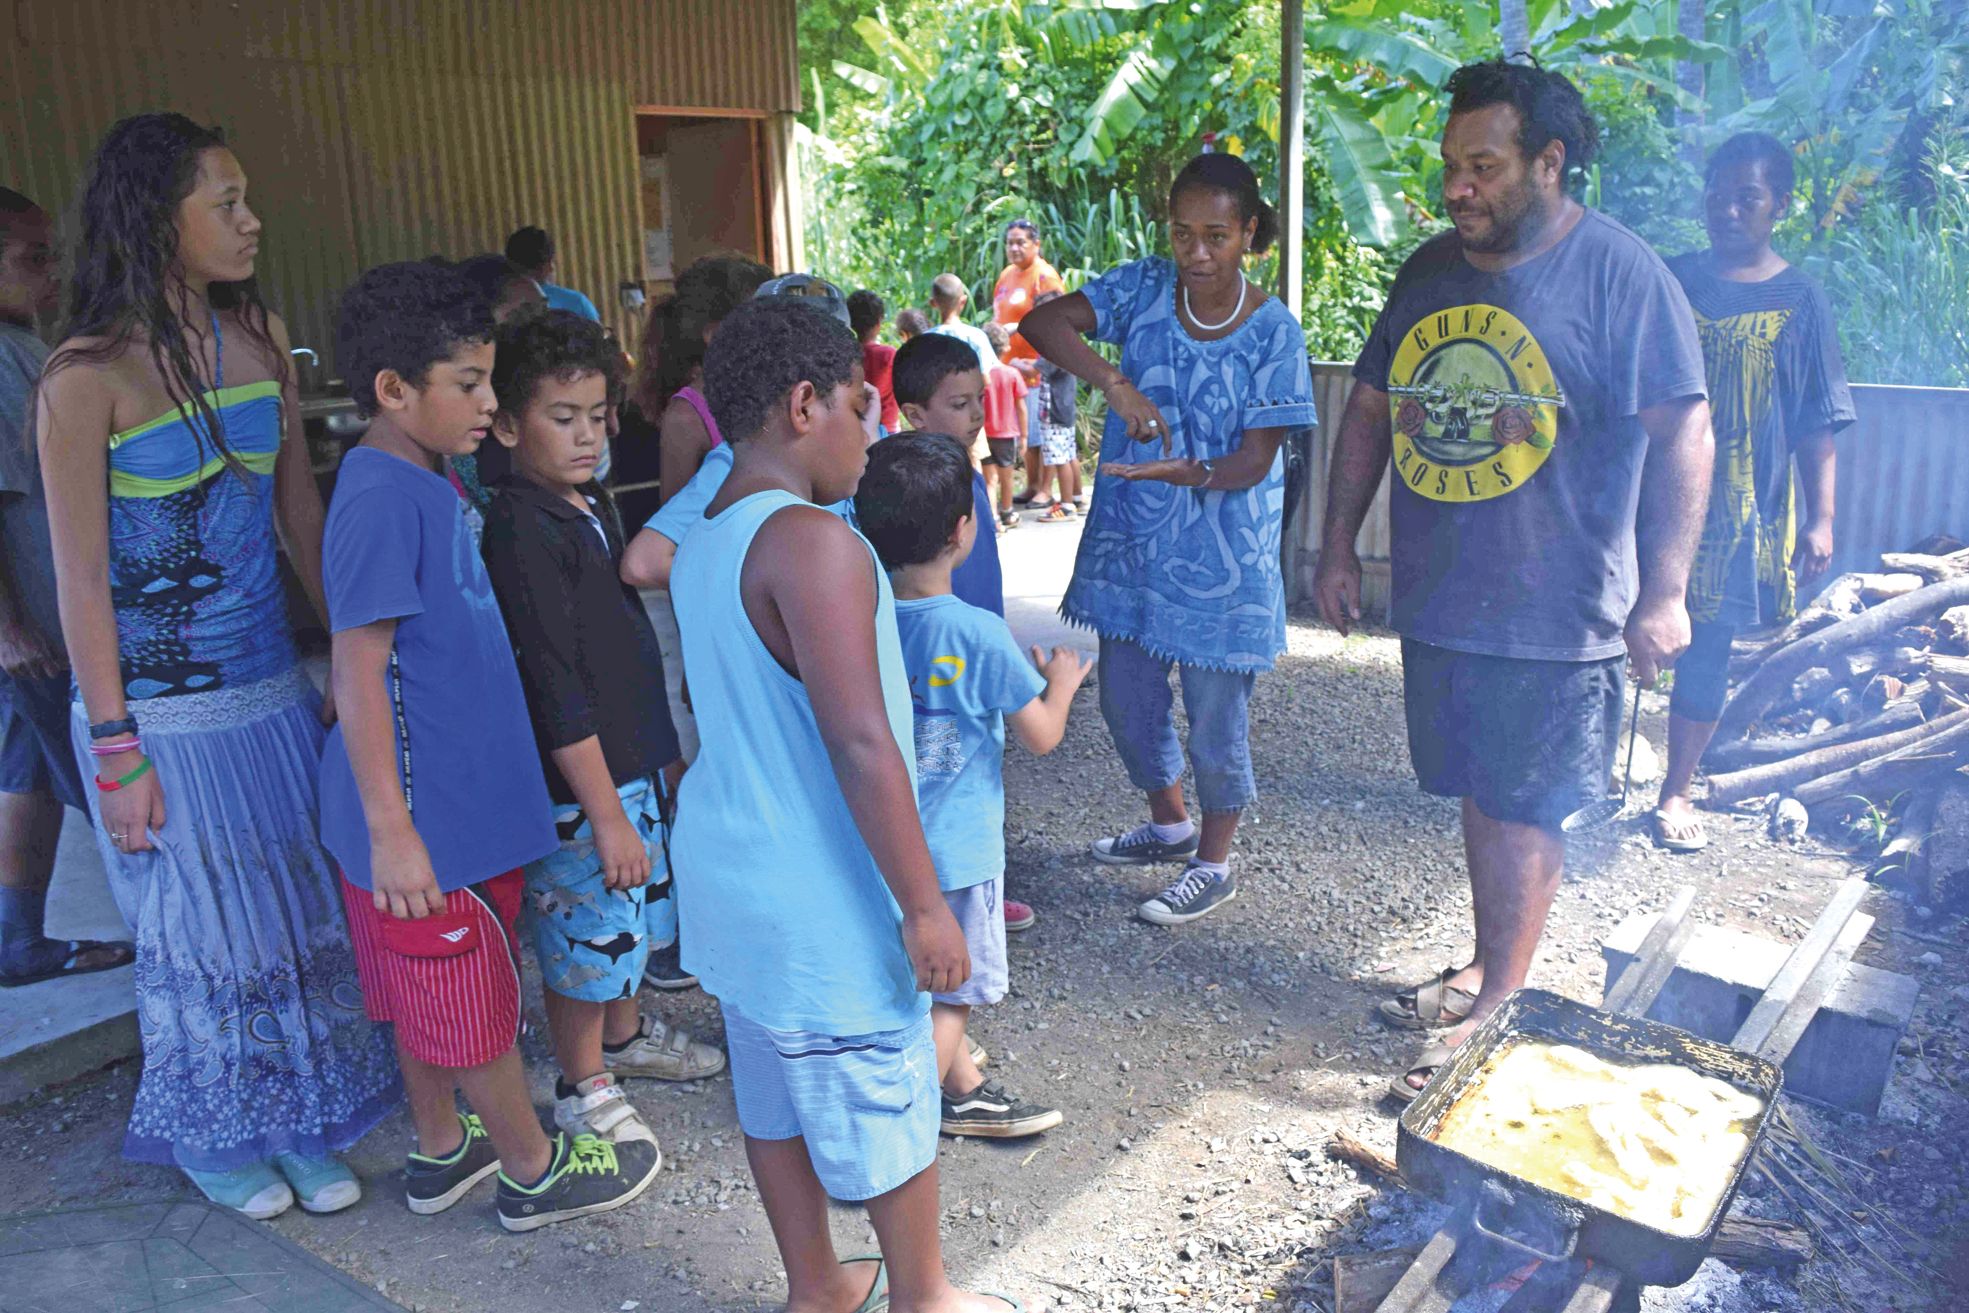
[1602,910,1919,1117]
[0,810,136,1105]
[0,1201,406,1311]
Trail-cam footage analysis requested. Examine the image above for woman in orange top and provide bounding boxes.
[991,219,1064,502]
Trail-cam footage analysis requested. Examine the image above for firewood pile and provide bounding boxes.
[1700,534,1969,910]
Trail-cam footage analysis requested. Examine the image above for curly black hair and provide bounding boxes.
[335,260,495,418]
[1446,60,1600,179]
[702,298,861,445]
[847,289,885,339]
[854,431,977,570]
[891,332,980,409]
[491,308,622,418]
[1706,131,1795,196]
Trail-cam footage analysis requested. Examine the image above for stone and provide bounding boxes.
[1771,797,1810,844]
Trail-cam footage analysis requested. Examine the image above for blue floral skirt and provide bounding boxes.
[71,668,402,1170]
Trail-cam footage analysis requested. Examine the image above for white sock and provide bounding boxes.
[1187,858,1230,880]
[1149,819,1195,843]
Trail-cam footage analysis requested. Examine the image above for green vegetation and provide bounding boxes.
[797,0,1967,383]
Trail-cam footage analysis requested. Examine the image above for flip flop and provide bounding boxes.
[0,937,135,988]
[1389,1040,1455,1105]
[842,1254,888,1313]
[1376,968,1476,1030]
[1652,807,1710,853]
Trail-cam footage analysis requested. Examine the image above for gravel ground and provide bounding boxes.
[4,615,1965,1313]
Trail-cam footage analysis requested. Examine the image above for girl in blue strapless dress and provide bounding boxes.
[37,113,398,1219]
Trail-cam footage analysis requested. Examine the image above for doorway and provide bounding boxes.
[633,108,769,297]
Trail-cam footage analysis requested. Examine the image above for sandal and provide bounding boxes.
[0,937,135,989]
[998,510,1020,530]
[1390,1040,1455,1105]
[1040,502,1074,522]
[1376,968,1475,1031]
[1652,806,1710,853]
[842,1254,888,1313]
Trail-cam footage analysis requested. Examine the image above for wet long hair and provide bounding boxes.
[43,113,287,487]
[628,253,771,416]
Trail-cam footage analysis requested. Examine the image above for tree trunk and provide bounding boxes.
[1501,0,1531,62]
[1706,707,1969,806]
[1676,0,1707,173]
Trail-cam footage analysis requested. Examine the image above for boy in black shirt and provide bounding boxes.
[481,311,724,1147]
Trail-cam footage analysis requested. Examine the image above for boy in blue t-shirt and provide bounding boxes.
[670,299,1021,1313]
[319,262,659,1233]
[854,433,1090,1140]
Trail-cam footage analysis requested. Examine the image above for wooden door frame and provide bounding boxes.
[632,105,769,265]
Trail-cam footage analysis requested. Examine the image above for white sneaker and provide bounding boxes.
[553,1072,658,1146]
[604,1016,728,1082]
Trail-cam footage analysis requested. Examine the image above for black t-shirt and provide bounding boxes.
[1354,210,1708,661]
[481,475,681,804]
[1667,255,1854,625]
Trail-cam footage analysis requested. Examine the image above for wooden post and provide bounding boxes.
[1279,0,1305,321]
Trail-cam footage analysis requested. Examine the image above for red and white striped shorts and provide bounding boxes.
[340,870,526,1070]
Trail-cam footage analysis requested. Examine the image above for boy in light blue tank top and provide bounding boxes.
[670,300,1022,1313]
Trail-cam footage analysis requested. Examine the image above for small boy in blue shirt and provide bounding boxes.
[855,434,1090,1140]
[670,298,1022,1313]
[319,261,660,1232]
[478,311,724,1151]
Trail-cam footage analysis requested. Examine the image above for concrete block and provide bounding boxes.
[1601,911,1918,1118]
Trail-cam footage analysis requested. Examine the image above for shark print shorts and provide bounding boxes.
[523,775,674,1003]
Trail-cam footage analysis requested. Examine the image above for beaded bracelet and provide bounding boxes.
[95,757,153,792]
[89,738,142,758]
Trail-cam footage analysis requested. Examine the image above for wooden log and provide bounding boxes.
[1333,1215,1813,1311]
[1706,707,1969,806]
[1933,652,1969,698]
[1941,605,1969,654]
[1328,1130,1401,1182]
[1703,699,1927,773]
[1880,550,1969,583]
[1793,715,1969,807]
[1874,787,1940,885]
[1859,572,1927,603]
[1714,576,1969,741]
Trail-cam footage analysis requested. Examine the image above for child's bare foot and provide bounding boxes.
[785,1257,884,1313]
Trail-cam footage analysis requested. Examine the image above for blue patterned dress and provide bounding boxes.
[1063,258,1319,673]
[70,353,400,1170]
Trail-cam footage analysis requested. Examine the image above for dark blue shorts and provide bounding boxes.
[0,669,85,810]
[1401,640,1624,831]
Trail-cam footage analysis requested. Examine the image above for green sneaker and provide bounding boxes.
[272,1151,362,1214]
[495,1132,661,1232]
[182,1161,293,1220]
[405,1113,500,1216]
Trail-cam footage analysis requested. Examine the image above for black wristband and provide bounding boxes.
[88,716,138,741]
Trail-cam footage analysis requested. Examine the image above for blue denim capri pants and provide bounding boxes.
[1097,636,1257,812]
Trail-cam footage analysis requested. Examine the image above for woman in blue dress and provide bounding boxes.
[1021,153,1318,928]
[37,114,399,1218]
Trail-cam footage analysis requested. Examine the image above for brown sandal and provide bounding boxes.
[1377,968,1476,1030]
[1389,1041,1455,1104]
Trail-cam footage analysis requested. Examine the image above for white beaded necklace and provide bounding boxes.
[1182,272,1247,333]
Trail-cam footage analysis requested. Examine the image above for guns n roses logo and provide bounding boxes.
[1387,303,1567,503]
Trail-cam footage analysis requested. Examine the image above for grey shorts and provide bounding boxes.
[932,875,1009,1007]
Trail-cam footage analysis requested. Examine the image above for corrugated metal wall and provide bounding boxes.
[0,0,800,362]
[1826,384,1969,579]
[1287,372,1969,617]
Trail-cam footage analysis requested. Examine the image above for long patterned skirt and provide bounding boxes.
[71,668,401,1170]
